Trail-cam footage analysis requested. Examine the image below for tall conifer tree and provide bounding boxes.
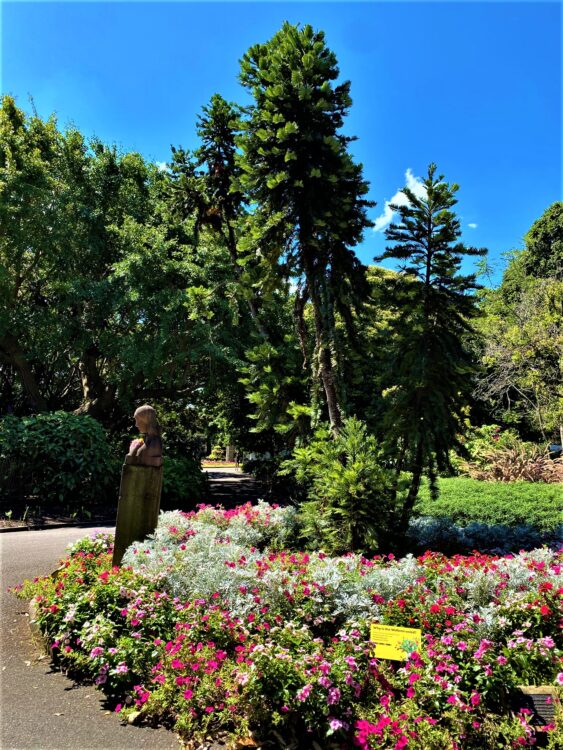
[378,164,486,535]
[237,22,373,431]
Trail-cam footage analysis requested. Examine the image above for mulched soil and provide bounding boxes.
[0,496,115,530]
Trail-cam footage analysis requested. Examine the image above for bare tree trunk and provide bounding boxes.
[293,282,309,368]
[74,345,115,423]
[302,257,342,433]
[398,441,424,538]
[0,334,48,411]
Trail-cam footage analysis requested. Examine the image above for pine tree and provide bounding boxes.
[378,163,486,537]
[237,22,374,431]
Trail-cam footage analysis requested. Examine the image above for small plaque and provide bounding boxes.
[513,686,557,727]
[370,624,422,661]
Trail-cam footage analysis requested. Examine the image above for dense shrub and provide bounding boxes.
[457,425,563,483]
[155,402,206,459]
[160,456,208,510]
[0,412,118,506]
[281,418,401,554]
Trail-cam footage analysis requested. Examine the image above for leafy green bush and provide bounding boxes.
[454,424,562,483]
[416,477,562,531]
[281,417,400,554]
[207,445,225,461]
[160,456,208,510]
[0,412,118,506]
[155,401,206,459]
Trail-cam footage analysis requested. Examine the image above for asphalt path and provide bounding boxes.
[0,526,180,750]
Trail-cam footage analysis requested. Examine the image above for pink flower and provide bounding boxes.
[497,655,508,665]
[556,673,563,686]
[297,684,313,702]
[90,647,104,658]
[408,672,421,685]
[329,718,345,731]
[115,662,128,673]
[183,689,193,700]
[328,687,341,705]
[470,692,481,706]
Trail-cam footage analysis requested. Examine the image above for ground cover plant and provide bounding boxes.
[415,478,561,531]
[14,502,563,749]
[412,478,562,554]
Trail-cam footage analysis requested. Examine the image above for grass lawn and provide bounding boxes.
[416,477,562,532]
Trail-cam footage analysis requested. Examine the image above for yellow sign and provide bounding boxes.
[370,624,422,661]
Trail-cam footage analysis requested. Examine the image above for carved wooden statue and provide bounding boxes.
[112,404,163,566]
[126,404,163,467]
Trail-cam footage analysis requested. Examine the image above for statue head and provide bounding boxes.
[133,404,161,436]
[126,404,163,467]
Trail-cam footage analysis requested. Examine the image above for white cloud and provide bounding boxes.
[155,161,168,172]
[373,169,427,233]
[467,222,478,229]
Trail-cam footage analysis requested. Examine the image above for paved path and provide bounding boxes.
[0,526,181,750]
[204,467,270,508]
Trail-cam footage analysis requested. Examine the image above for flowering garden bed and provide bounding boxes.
[13,502,563,749]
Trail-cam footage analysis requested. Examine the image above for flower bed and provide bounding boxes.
[13,502,563,749]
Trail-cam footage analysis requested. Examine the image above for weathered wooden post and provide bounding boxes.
[112,405,163,566]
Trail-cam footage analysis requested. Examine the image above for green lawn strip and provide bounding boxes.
[415,478,562,532]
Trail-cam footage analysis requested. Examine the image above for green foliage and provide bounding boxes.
[281,417,400,554]
[461,423,520,459]
[415,477,562,532]
[237,22,373,429]
[523,201,563,280]
[0,96,251,448]
[0,412,118,505]
[154,401,205,459]
[476,266,563,440]
[161,456,208,510]
[377,163,486,530]
[459,426,563,483]
[208,445,225,461]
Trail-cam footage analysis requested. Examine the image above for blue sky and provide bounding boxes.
[2,1,561,284]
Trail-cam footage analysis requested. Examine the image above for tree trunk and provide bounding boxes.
[74,345,115,423]
[302,259,342,432]
[293,282,309,369]
[0,334,48,411]
[397,441,424,539]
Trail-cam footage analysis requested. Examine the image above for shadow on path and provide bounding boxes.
[205,469,270,508]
